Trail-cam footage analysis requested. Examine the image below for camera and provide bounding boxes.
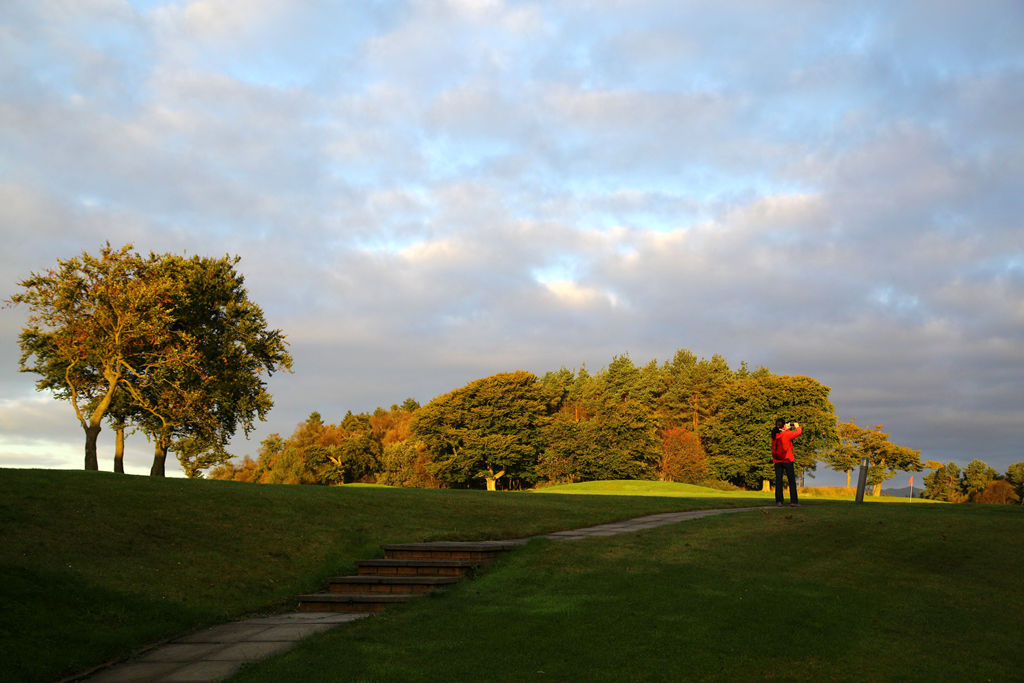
[787,421,798,430]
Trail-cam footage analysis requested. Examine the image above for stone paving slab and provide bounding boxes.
[82,506,764,682]
[136,644,224,663]
[83,612,372,682]
[172,624,271,644]
[246,623,338,641]
[159,660,244,683]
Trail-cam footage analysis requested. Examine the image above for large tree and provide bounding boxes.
[960,459,998,501]
[820,439,862,488]
[657,349,738,433]
[540,403,659,483]
[1006,462,1024,503]
[9,244,183,470]
[921,461,965,502]
[116,322,214,477]
[10,245,291,475]
[836,422,922,496]
[415,371,550,490]
[537,359,660,483]
[127,253,292,476]
[701,375,838,489]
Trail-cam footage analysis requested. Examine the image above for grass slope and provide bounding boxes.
[0,470,759,683]
[232,501,1024,682]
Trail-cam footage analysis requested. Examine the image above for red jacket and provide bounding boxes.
[772,426,802,463]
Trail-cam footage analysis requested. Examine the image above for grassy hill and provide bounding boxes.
[0,469,761,682]
[2,471,1018,682]
[234,494,1024,682]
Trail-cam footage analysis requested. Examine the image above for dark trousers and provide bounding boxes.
[774,461,799,504]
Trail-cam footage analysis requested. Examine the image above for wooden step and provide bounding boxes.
[327,575,460,594]
[297,593,417,613]
[297,540,525,614]
[381,541,525,563]
[356,559,480,577]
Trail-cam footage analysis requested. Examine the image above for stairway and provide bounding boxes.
[297,540,526,613]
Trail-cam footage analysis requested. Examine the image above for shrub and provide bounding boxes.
[697,478,743,492]
[801,486,855,497]
[974,479,1020,505]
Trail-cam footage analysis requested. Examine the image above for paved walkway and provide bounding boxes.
[537,506,760,540]
[83,612,370,683]
[81,506,763,682]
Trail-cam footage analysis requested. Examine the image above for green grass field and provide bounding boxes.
[2,470,1018,682]
[0,469,761,682]
[231,500,1023,682]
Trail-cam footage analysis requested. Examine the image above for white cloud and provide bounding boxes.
[153,0,294,43]
[541,280,619,309]
[2,0,1023,481]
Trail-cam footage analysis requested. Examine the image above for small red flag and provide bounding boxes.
[908,476,914,486]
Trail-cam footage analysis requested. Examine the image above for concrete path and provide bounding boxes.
[80,505,763,682]
[83,612,370,683]
[536,506,761,540]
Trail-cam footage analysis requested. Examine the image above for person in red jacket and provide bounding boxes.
[771,418,802,507]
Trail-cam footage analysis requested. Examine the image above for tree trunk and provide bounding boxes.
[79,372,120,472]
[84,423,101,471]
[485,467,506,491]
[151,436,168,477]
[872,483,882,497]
[114,427,125,474]
[762,479,771,492]
[845,470,851,488]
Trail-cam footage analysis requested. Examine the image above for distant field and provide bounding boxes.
[535,480,761,497]
[0,469,756,683]
[536,479,934,503]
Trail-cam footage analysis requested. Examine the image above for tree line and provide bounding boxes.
[920,460,1023,504]
[23,245,1005,498]
[9,244,292,476]
[209,349,927,495]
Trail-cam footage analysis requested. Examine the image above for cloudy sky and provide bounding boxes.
[2,0,1022,484]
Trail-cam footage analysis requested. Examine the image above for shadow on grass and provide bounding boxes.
[0,564,209,683]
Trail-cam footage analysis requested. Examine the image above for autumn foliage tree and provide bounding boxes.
[9,244,291,476]
[135,253,292,477]
[214,348,853,492]
[922,459,1022,504]
[974,480,1020,505]
[9,244,183,470]
[212,406,419,485]
[658,427,708,483]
